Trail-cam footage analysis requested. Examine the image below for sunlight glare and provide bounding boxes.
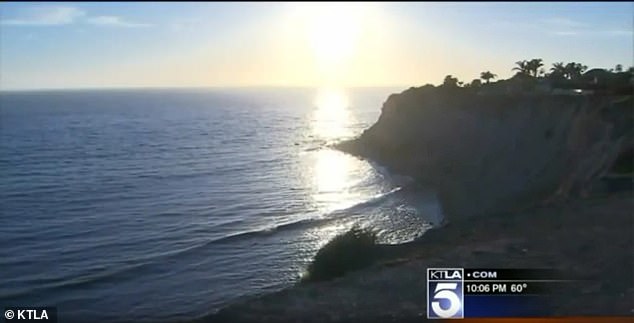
[312,88,353,140]
[312,149,357,212]
[290,3,374,84]
[308,6,360,66]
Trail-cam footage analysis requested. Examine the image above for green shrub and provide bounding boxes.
[302,226,379,282]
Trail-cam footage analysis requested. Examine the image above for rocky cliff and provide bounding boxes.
[337,85,633,218]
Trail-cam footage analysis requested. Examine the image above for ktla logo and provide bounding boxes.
[4,307,56,322]
[427,268,464,319]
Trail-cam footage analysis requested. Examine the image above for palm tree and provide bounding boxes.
[550,62,567,78]
[513,59,543,77]
[480,71,497,84]
[512,60,530,75]
[526,58,544,77]
[564,62,587,80]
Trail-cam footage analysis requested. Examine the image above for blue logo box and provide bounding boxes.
[427,268,464,319]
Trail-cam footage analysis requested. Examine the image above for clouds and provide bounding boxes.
[1,6,85,26]
[605,30,634,36]
[541,17,633,37]
[86,16,152,28]
[541,17,587,29]
[551,29,634,37]
[551,31,579,36]
[0,5,152,28]
[168,19,201,32]
[541,17,589,36]
[493,17,633,38]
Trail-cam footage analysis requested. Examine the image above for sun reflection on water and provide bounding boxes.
[308,88,368,213]
[292,87,433,282]
[296,87,375,264]
[312,149,358,212]
[311,87,354,141]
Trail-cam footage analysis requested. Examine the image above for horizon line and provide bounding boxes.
[0,84,413,93]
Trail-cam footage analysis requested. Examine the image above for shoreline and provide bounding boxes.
[197,188,632,322]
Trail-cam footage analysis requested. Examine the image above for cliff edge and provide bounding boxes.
[336,86,633,219]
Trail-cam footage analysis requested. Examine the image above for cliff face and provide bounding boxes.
[337,86,633,218]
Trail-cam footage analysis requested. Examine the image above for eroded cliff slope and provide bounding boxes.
[337,86,633,218]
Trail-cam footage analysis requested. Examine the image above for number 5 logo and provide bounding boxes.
[431,283,462,318]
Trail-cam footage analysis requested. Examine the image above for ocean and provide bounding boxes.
[0,87,444,322]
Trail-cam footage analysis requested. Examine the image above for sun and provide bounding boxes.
[291,3,368,69]
[308,6,361,66]
[283,3,382,86]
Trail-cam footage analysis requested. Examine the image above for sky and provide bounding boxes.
[0,2,632,90]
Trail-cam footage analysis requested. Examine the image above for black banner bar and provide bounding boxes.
[464,281,569,295]
[463,268,569,281]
